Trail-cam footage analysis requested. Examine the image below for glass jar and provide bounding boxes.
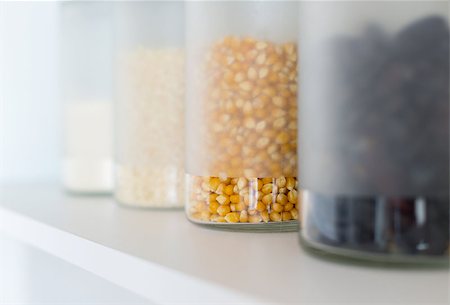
[185,1,299,231]
[298,1,449,264]
[61,2,114,194]
[114,2,185,208]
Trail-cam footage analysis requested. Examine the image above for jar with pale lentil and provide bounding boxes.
[114,2,185,208]
[185,1,300,231]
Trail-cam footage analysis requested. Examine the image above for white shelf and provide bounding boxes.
[0,233,151,304]
[0,184,448,305]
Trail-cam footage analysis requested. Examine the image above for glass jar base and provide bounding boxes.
[189,218,299,233]
[300,191,449,266]
[299,234,449,268]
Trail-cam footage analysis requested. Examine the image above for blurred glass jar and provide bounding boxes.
[299,1,449,265]
[185,1,299,231]
[61,2,114,194]
[114,2,185,208]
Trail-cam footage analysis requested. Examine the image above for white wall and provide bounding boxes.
[0,2,61,183]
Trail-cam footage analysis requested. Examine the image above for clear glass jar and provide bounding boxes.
[185,1,299,231]
[298,1,449,264]
[114,2,185,208]
[60,2,114,194]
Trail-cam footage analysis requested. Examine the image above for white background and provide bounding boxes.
[0,2,61,184]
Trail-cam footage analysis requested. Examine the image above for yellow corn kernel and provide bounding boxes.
[247,67,257,80]
[239,186,249,196]
[230,203,237,212]
[276,194,288,205]
[219,177,231,184]
[290,208,299,220]
[287,189,297,204]
[262,87,276,97]
[239,81,253,92]
[240,210,249,223]
[211,214,226,223]
[227,145,240,156]
[273,108,286,118]
[267,144,278,155]
[208,177,221,191]
[249,214,262,223]
[289,84,298,93]
[261,210,270,223]
[259,67,269,78]
[237,177,248,190]
[261,183,274,194]
[217,205,231,216]
[269,211,282,222]
[279,187,287,194]
[282,211,292,221]
[284,203,294,212]
[209,201,220,214]
[283,42,296,55]
[272,96,286,108]
[275,177,287,188]
[255,120,267,132]
[201,182,209,192]
[200,210,211,221]
[255,53,266,65]
[273,117,287,129]
[243,102,253,115]
[275,132,290,145]
[234,72,245,82]
[256,201,266,212]
[216,194,230,205]
[286,177,296,190]
[256,137,270,148]
[225,212,240,223]
[244,117,256,129]
[216,183,225,194]
[262,177,273,184]
[208,193,218,203]
[224,71,234,84]
[224,184,234,196]
[243,195,251,206]
[272,203,284,213]
[234,202,244,212]
[191,212,201,220]
[194,201,205,211]
[257,191,263,200]
[231,62,242,71]
[262,194,273,205]
[230,194,240,204]
[257,179,263,190]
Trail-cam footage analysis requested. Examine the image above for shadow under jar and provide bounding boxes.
[185,1,300,231]
[114,2,185,208]
[299,1,449,265]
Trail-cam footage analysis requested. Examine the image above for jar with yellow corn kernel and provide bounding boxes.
[114,2,185,208]
[185,1,300,231]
